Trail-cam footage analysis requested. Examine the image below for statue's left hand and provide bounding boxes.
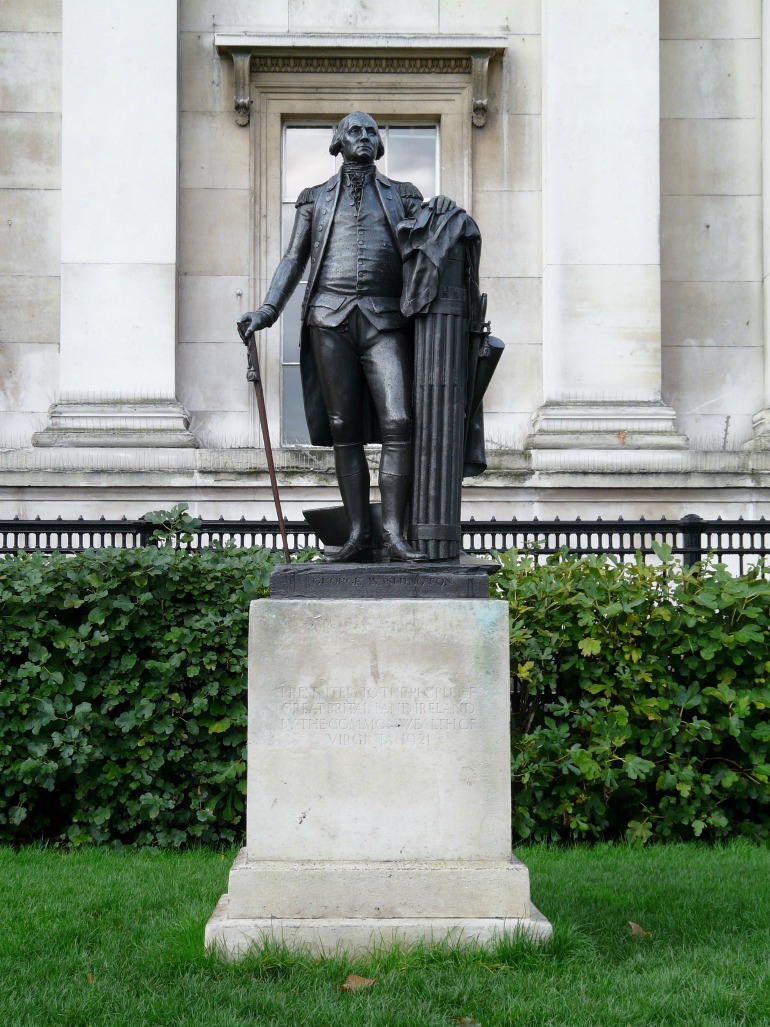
[424,194,458,216]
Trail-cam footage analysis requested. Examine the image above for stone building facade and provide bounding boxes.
[1,0,769,522]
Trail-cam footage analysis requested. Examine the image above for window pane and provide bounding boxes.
[284,126,335,199]
[386,127,437,198]
[281,288,303,363]
[282,365,310,444]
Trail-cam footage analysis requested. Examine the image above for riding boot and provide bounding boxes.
[379,441,428,563]
[325,442,372,563]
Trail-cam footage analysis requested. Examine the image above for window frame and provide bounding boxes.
[249,74,473,451]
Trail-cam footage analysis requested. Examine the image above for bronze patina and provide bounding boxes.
[238,112,502,564]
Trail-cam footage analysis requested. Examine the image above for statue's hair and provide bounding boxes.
[329,112,385,160]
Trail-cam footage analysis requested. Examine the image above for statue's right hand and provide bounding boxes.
[237,307,273,342]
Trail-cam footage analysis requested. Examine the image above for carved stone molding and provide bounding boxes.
[251,55,472,75]
[215,34,506,128]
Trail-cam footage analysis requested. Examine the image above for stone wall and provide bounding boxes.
[660,0,763,450]
[178,2,254,448]
[172,0,769,456]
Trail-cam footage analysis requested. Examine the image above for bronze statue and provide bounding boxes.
[238,112,459,563]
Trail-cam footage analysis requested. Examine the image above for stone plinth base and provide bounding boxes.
[32,400,199,448]
[223,849,531,919]
[206,598,552,957]
[526,400,689,450]
[206,894,552,959]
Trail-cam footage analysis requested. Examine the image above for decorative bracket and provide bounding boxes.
[232,52,251,126]
[215,34,506,129]
[471,54,490,127]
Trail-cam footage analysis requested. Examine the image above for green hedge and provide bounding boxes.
[0,546,281,846]
[497,546,770,844]
[2,544,769,846]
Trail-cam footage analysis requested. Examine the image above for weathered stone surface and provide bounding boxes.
[227,850,531,919]
[661,195,762,283]
[661,118,761,198]
[178,188,250,276]
[660,0,761,40]
[660,39,761,120]
[288,0,438,33]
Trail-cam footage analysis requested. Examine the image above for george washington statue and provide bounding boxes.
[238,111,459,563]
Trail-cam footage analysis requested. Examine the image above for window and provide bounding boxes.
[279,122,440,444]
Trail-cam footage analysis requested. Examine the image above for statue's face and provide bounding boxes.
[339,113,379,165]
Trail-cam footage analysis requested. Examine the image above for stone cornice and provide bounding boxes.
[214,33,507,127]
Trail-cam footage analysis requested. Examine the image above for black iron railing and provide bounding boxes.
[0,517,311,556]
[2,514,770,572]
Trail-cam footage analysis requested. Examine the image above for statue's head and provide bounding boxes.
[329,111,384,164]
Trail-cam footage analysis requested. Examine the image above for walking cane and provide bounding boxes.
[238,324,291,564]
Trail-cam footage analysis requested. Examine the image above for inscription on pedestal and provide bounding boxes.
[269,561,492,599]
[278,681,478,748]
[247,599,512,862]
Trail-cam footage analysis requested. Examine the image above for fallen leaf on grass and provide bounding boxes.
[339,973,376,992]
[454,1018,482,1026]
[628,921,652,938]
[85,973,94,985]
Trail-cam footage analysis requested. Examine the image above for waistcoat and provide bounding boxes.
[315,170,403,300]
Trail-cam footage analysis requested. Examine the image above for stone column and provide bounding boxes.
[33,0,197,448]
[528,0,687,450]
[746,2,770,449]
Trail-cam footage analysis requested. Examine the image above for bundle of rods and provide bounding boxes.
[409,245,468,561]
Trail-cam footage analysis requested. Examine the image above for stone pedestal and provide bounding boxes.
[205,597,551,958]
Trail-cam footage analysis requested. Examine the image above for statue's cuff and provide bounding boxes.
[262,302,279,326]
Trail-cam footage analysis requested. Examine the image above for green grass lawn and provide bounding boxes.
[2,842,769,1027]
